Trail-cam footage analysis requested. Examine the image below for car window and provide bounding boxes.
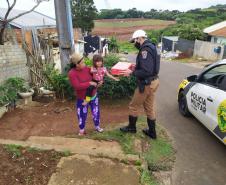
[218,75,226,91]
[200,64,226,90]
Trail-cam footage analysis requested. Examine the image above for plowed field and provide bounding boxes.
[92,18,175,41]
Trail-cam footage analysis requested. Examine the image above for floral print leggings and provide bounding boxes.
[76,96,100,130]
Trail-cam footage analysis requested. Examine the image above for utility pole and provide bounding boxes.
[54,0,74,73]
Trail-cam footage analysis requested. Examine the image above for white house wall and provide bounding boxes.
[211,36,226,45]
[194,40,224,60]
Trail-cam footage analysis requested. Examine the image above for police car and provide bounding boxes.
[178,59,226,145]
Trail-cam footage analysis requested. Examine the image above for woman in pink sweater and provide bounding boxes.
[68,53,103,136]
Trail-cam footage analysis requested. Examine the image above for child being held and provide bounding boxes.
[82,54,119,106]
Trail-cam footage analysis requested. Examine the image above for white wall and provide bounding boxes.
[194,40,224,61]
[211,36,226,45]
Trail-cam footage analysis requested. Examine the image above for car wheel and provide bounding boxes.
[178,91,191,117]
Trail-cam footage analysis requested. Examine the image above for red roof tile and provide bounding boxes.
[209,27,226,37]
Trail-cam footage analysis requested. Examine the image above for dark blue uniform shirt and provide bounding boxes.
[133,40,157,80]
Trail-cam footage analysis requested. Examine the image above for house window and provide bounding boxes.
[213,37,218,43]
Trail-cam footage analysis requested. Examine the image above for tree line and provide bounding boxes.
[97,8,181,20]
[1,0,225,45]
[70,0,226,42]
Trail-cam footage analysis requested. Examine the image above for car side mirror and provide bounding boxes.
[187,75,198,82]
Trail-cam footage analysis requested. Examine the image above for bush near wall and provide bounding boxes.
[0,77,26,106]
[43,64,74,99]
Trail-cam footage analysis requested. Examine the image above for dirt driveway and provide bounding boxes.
[0,99,130,140]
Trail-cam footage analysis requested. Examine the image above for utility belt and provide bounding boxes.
[137,75,158,93]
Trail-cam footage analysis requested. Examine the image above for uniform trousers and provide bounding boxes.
[129,78,159,120]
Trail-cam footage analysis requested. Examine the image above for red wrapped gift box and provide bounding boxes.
[111,62,134,75]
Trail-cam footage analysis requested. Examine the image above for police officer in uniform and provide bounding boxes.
[120,30,160,139]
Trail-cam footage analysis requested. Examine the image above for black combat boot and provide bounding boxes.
[142,118,157,139]
[120,115,137,133]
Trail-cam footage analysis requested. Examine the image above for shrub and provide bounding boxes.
[147,30,162,44]
[160,23,206,41]
[43,64,74,99]
[0,85,9,106]
[4,77,25,93]
[119,41,137,53]
[50,73,74,99]
[0,77,27,106]
[103,53,120,68]
[177,24,206,40]
[108,36,119,53]
[98,75,136,99]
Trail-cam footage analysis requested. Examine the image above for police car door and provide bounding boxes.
[199,64,226,141]
[187,81,211,130]
[189,64,226,133]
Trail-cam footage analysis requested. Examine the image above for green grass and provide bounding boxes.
[119,41,137,53]
[88,116,175,185]
[140,169,159,185]
[135,159,142,166]
[140,117,175,171]
[95,19,172,28]
[90,129,137,154]
[60,150,72,157]
[4,144,22,157]
[145,138,174,171]
[27,147,42,152]
[4,145,72,158]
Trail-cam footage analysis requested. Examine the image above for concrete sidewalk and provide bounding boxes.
[48,154,140,185]
[0,136,141,185]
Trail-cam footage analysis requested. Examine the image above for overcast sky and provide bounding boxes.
[1,0,226,18]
